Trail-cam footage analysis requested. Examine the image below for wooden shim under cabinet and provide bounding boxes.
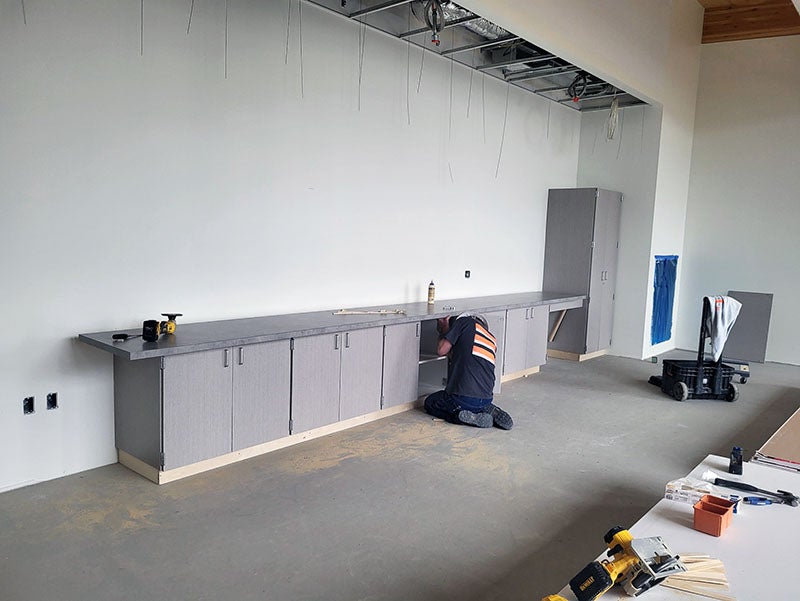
[501,365,540,382]
[547,349,608,362]
[119,399,422,484]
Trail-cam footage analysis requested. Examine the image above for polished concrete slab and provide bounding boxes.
[1,353,798,601]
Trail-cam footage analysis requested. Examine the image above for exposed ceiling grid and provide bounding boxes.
[306,0,648,112]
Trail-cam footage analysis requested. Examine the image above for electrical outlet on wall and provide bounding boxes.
[465,270,470,278]
[23,396,34,415]
[47,392,58,410]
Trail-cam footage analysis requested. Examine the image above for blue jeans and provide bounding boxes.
[424,390,492,424]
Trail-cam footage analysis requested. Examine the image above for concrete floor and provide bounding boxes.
[1,353,798,601]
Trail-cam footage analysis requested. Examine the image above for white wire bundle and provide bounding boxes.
[606,96,620,141]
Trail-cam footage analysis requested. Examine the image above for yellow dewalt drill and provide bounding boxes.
[112,313,182,342]
[542,526,685,601]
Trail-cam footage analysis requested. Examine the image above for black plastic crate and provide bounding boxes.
[661,359,734,399]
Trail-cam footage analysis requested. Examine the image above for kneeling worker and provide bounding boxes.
[424,313,513,429]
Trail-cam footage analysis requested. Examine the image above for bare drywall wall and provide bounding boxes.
[679,36,800,365]
[577,106,663,358]
[0,1,581,490]
[463,0,704,358]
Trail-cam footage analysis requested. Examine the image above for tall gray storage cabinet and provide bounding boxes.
[543,188,622,357]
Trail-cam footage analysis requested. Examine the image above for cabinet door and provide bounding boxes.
[543,188,597,295]
[162,349,233,470]
[525,305,549,368]
[503,308,528,375]
[232,341,291,451]
[382,322,421,409]
[291,333,341,433]
[598,191,622,350]
[340,328,384,420]
[587,189,621,352]
[484,311,506,394]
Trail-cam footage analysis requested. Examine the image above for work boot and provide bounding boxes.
[457,410,493,428]
[488,404,513,430]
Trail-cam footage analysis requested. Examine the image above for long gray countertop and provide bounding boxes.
[78,291,585,361]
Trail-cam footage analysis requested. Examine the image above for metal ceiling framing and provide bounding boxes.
[305,0,647,112]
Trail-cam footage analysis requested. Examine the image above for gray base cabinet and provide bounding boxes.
[382,322,421,409]
[114,343,291,471]
[502,306,548,375]
[291,328,384,433]
[543,188,622,354]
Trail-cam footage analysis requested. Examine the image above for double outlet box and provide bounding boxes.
[23,393,58,415]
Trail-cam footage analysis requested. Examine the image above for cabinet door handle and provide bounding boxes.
[525,308,529,320]
[345,332,350,348]
[416,323,420,337]
[238,347,244,365]
[529,307,534,318]
[334,334,340,350]
[224,348,230,368]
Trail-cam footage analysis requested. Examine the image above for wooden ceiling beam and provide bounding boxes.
[702,1,800,43]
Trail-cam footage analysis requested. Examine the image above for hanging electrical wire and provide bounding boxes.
[448,30,454,140]
[605,95,619,141]
[187,0,194,34]
[416,41,425,93]
[495,85,510,178]
[546,102,551,140]
[140,0,144,56]
[298,0,304,97]
[481,72,486,144]
[466,49,475,118]
[358,18,366,110]
[284,0,291,65]
[406,7,412,125]
[224,0,229,79]
[21,0,27,25]
[567,72,588,102]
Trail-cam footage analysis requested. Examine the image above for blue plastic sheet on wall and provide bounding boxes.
[652,255,678,345]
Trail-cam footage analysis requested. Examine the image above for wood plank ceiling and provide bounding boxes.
[698,0,800,43]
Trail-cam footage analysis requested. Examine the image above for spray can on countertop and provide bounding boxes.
[428,281,435,305]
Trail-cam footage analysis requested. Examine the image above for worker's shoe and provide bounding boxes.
[457,410,493,428]
[488,404,513,430]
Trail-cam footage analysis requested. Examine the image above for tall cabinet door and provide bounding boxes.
[340,328,384,420]
[162,348,233,470]
[598,190,622,350]
[382,322,420,409]
[291,333,341,433]
[232,340,291,451]
[543,188,597,353]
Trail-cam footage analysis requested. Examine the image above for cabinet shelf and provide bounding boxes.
[418,354,446,365]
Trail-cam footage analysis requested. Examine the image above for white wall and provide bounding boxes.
[466,0,704,358]
[576,106,663,357]
[0,1,582,491]
[678,36,800,365]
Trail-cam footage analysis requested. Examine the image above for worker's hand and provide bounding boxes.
[437,317,450,335]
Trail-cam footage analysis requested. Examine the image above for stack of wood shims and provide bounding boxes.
[661,555,735,601]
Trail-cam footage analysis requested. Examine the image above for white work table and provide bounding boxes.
[557,454,799,600]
